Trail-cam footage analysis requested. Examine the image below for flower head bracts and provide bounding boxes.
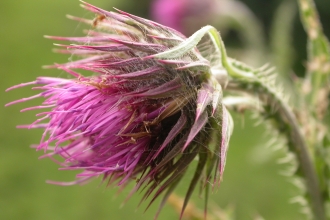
[6,1,233,216]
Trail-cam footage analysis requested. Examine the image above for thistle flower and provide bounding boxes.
[6,1,232,217]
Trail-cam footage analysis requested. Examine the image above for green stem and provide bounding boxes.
[207,26,326,219]
[210,28,325,220]
[229,81,325,220]
[297,0,330,107]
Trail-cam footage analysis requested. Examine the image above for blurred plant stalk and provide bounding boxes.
[167,193,234,220]
[298,0,330,108]
[297,0,330,219]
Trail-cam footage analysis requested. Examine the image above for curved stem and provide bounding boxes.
[226,81,325,220]
[205,26,325,219]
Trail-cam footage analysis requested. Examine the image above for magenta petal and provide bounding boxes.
[5,94,42,107]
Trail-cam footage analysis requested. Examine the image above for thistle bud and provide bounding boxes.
[6,1,233,217]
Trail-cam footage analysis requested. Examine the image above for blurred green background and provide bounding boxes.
[1,0,329,219]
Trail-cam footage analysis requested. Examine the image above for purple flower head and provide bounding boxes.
[6,1,232,217]
[151,0,215,34]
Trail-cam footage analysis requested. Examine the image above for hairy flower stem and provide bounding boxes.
[226,79,325,220]
[205,24,325,219]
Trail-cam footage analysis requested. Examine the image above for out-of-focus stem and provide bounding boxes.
[206,25,325,219]
[297,0,330,107]
[270,0,296,78]
[226,80,325,220]
[167,194,204,220]
[167,193,233,220]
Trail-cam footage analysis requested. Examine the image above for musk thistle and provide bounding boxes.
[6,1,233,217]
